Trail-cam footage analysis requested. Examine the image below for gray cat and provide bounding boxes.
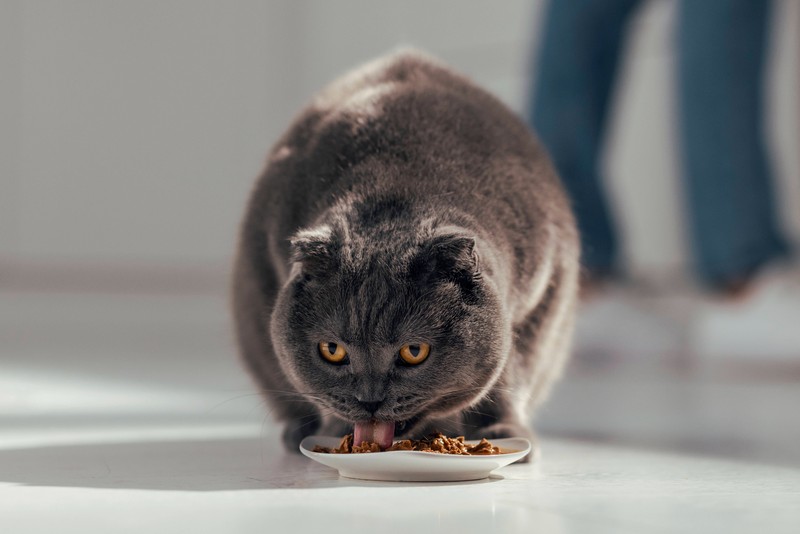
[232,50,579,454]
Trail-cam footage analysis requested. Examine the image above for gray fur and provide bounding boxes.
[232,50,579,452]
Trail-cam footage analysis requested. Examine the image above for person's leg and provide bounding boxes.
[676,0,789,289]
[530,0,642,279]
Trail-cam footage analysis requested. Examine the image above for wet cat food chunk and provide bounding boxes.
[313,434,353,454]
[352,441,382,453]
[313,432,502,455]
[312,434,383,454]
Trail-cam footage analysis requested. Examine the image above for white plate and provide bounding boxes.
[299,435,532,482]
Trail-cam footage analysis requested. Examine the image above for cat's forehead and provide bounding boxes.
[339,295,401,347]
[338,241,418,276]
[327,268,430,346]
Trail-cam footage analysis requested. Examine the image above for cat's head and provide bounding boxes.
[269,219,507,437]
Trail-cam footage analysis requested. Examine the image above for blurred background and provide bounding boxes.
[1,0,799,473]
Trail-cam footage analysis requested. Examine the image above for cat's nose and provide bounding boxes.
[356,399,385,414]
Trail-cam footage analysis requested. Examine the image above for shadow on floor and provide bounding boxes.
[0,436,504,491]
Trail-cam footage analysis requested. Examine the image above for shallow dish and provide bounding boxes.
[299,435,532,482]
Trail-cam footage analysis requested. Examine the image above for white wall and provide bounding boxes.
[0,1,22,262]
[1,0,797,289]
[1,0,298,272]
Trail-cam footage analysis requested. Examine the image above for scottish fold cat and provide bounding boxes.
[232,51,579,452]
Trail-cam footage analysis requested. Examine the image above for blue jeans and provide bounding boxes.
[530,0,789,284]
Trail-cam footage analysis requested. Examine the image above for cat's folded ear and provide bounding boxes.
[289,225,339,278]
[410,229,482,302]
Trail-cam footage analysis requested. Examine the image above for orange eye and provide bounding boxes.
[319,342,348,363]
[399,343,430,365]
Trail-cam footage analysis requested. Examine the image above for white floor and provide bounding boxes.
[2,420,798,534]
[1,290,799,533]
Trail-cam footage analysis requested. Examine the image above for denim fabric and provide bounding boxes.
[530,0,789,283]
[676,0,788,282]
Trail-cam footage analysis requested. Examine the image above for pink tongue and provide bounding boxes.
[354,420,395,450]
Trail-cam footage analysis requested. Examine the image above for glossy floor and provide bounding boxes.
[1,290,799,533]
[2,418,799,534]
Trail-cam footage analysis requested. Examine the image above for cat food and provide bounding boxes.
[313,432,502,455]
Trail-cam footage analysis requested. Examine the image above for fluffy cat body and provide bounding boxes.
[232,51,579,451]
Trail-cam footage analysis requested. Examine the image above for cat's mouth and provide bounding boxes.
[352,415,425,449]
[353,420,395,449]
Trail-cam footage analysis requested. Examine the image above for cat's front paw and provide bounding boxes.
[477,423,537,463]
[282,416,321,453]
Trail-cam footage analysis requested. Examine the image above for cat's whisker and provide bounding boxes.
[252,388,329,398]
[205,392,269,414]
[293,410,329,423]
[257,392,332,402]
[465,407,496,419]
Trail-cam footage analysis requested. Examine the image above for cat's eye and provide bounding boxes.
[398,343,430,365]
[319,342,348,364]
